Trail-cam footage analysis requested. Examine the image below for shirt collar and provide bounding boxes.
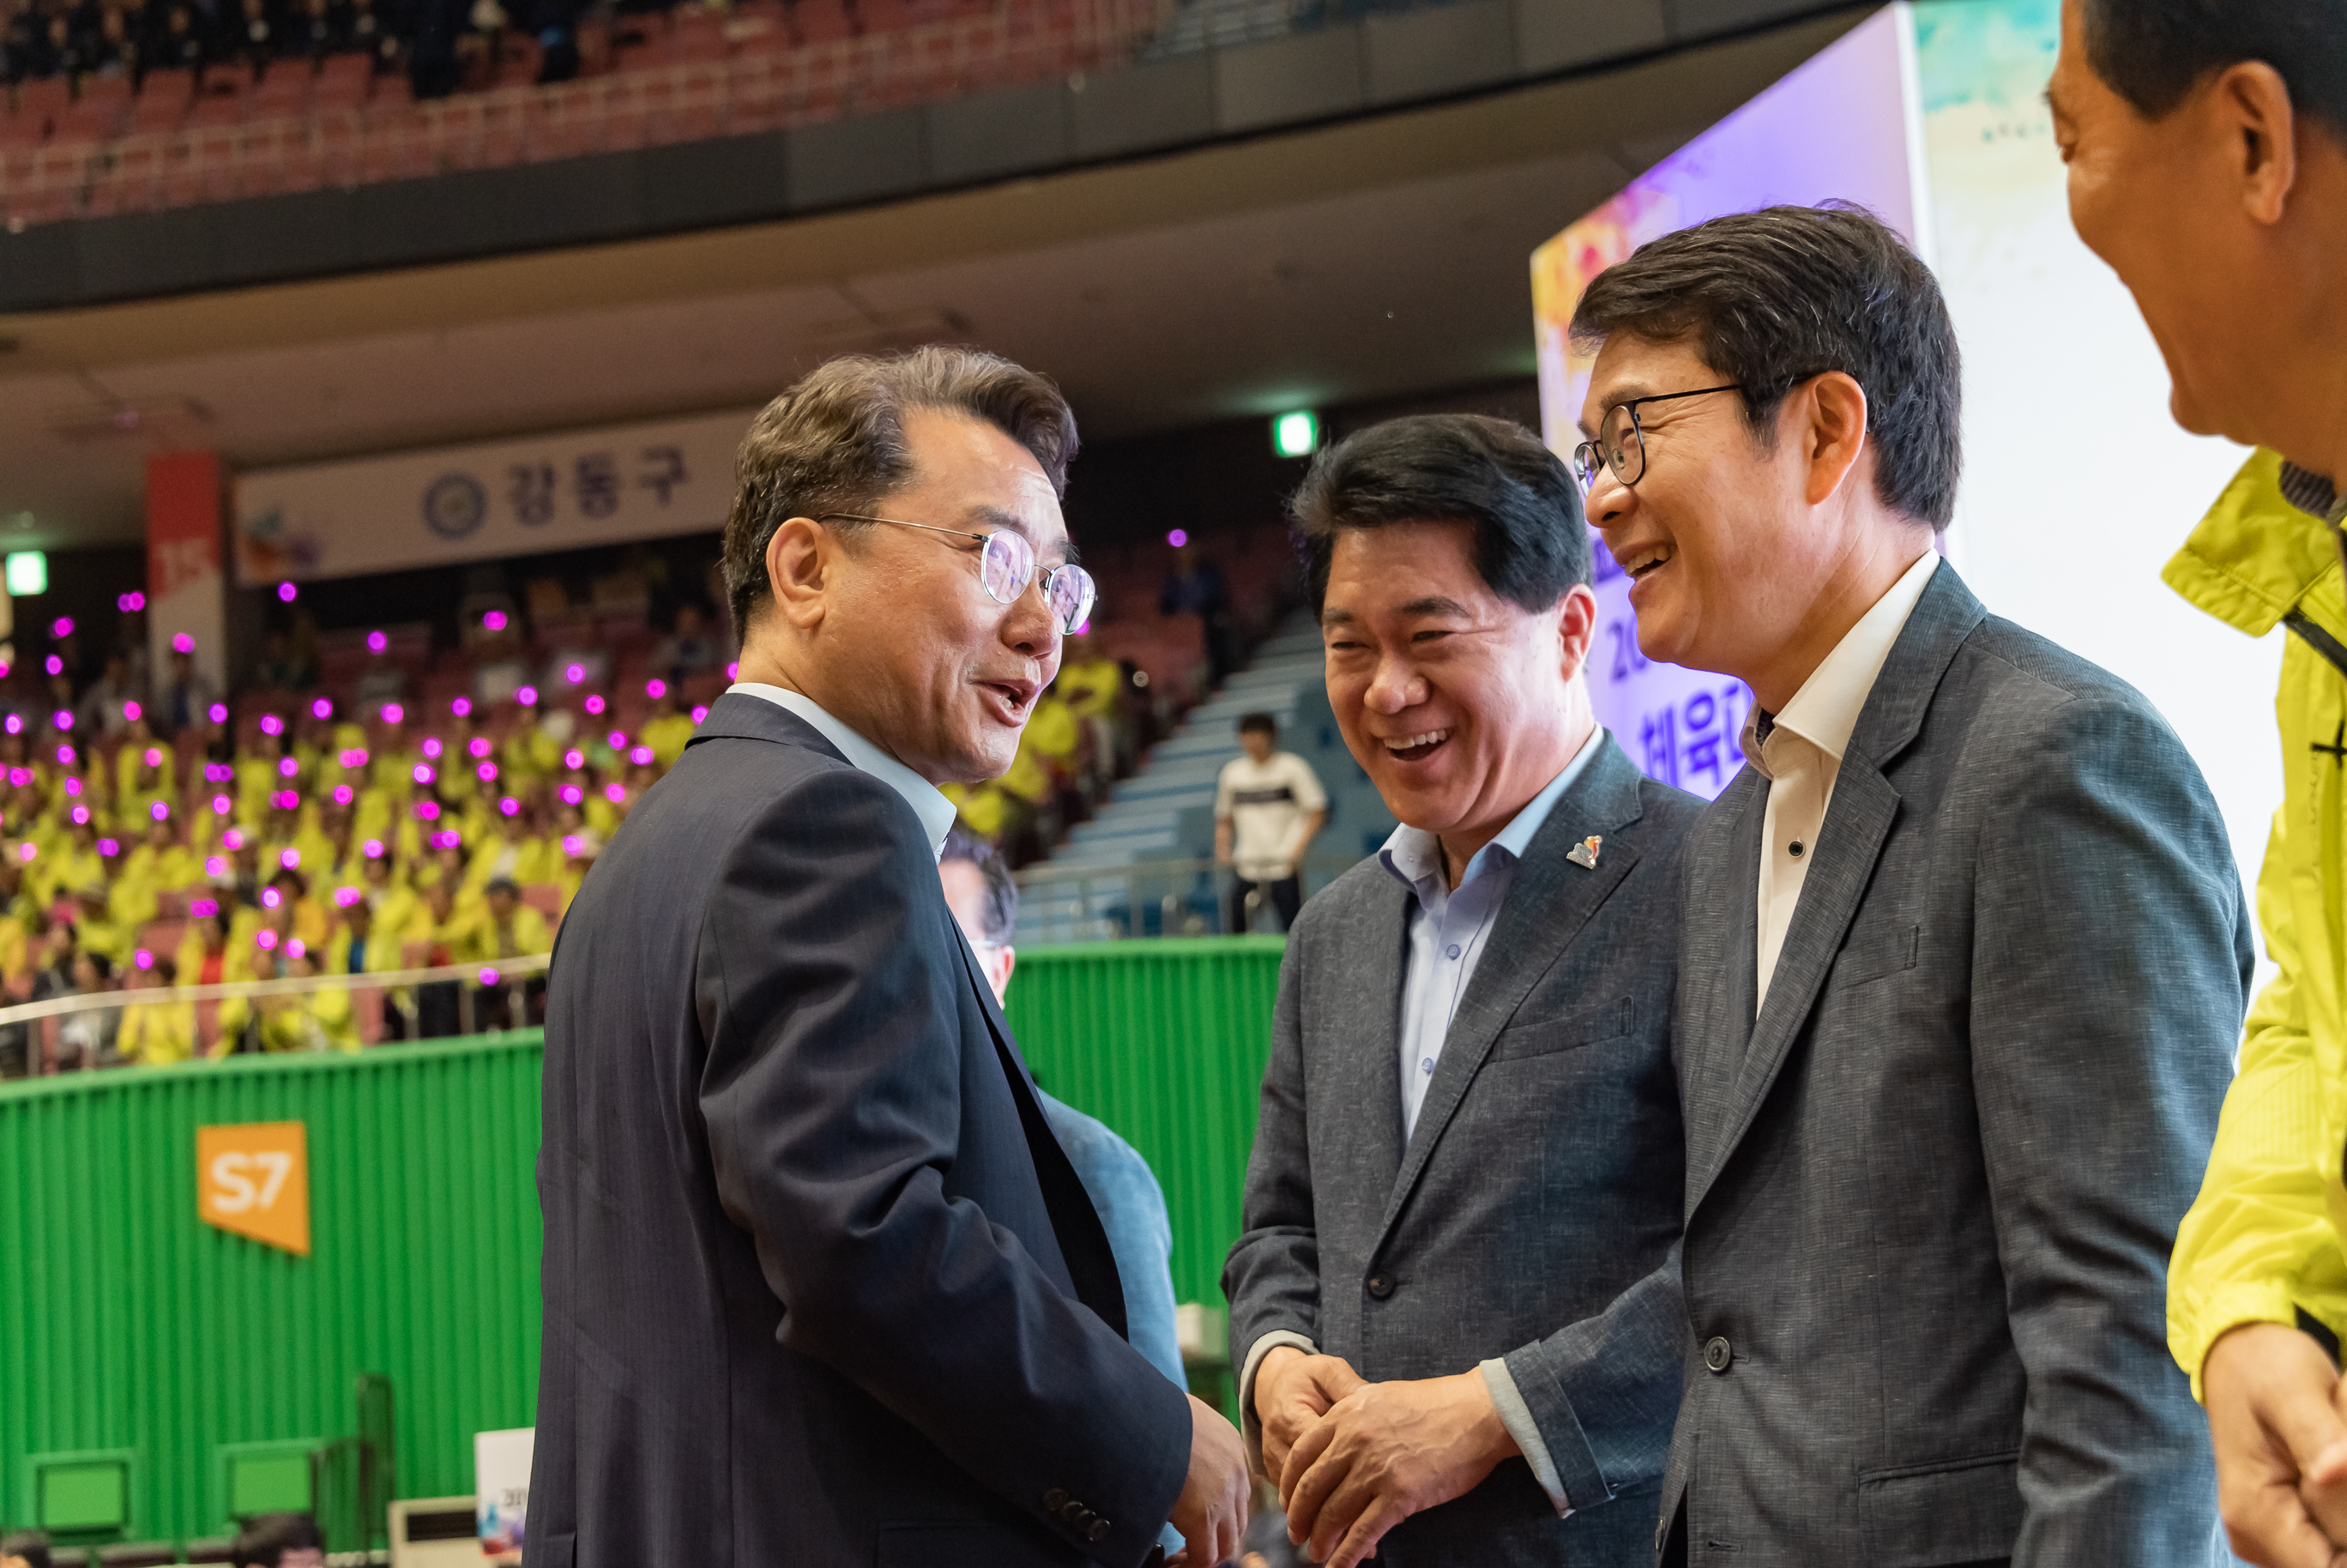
[1744,551,1940,779]
[1379,725,1605,895]
[726,682,958,859]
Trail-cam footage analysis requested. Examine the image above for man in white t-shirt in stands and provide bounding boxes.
[1215,713,1327,933]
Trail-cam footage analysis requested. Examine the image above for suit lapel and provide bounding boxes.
[1333,879,1412,1205]
[1685,561,1988,1214]
[1678,774,1765,1196]
[1373,740,1650,1245]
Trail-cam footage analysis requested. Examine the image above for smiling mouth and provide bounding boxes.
[1619,543,1674,580]
[1383,728,1451,763]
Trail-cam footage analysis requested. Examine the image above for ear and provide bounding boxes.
[1798,371,1871,509]
[2213,61,2299,226]
[1554,582,1600,684]
[763,516,831,632]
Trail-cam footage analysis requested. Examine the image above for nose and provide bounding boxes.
[999,571,1059,659]
[1583,468,1635,532]
[1364,651,1426,715]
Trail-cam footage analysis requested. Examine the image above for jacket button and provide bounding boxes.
[1043,1488,1067,1512]
[1704,1336,1733,1373]
[1059,1500,1087,1524]
[1087,1519,1112,1542]
[1366,1275,1393,1299]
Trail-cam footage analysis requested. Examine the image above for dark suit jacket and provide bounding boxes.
[527,693,1192,1568]
[1225,737,1703,1565]
[1662,562,2247,1566]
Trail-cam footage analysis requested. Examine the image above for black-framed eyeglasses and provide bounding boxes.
[1571,383,1745,491]
[819,513,1097,634]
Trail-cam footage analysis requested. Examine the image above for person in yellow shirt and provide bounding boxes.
[261,866,331,953]
[639,694,697,769]
[473,810,557,890]
[256,950,359,1054]
[2049,6,2347,1559]
[38,818,105,909]
[407,876,486,1038]
[70,882,134,971]
[479,877,552,1030]
[112,816,198,930]
[175,908,255,1054]
[118,956,198,1066]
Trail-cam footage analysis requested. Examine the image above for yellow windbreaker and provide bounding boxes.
[2167,449,2347,1396]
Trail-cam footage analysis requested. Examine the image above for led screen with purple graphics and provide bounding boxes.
[1531,7,1922,799]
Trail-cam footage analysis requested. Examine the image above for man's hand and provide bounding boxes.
[1280,1370,1517,1568]
[1167,1393,1249,1568]
[2205,1321,2347,1567]
[1254,1348,1366,1483]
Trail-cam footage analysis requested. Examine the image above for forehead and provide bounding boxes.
[1320,521,1496,615]
[896,409,1070,551]
[1578,334,1720,424]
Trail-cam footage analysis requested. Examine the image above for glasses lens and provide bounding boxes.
[1604,405,1642,486]
[1572,443,1601,491]
[1044,565,1097,633]
[979,529,1033,606]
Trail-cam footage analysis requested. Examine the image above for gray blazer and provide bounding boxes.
[1662,562,2248,1566]
[1226,736,1703,1565]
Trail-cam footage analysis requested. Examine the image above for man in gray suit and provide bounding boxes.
[1572,205,2250,1566]
[1225,414,1704,1568]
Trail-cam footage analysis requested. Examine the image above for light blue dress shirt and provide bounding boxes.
[727,681,959,859]
[1379,727,1603,1142]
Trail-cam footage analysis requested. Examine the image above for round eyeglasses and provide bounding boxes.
[1572,383,1745,491]
[819,513,1098,634]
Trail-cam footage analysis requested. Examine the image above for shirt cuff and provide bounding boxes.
[1479,1358,1572,1517]
[1237,1330,1320,1476]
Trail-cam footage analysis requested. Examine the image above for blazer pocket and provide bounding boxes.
[1827,923,1920,992]
[1490,996,1633,1061]
[1855,1450,2022,1568]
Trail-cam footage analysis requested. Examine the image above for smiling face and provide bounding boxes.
[758,408,1067,785]
[1578,335,1827,683]
[1320,521,1596,857]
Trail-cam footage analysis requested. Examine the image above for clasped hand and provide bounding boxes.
[1255,1349,1517,1567]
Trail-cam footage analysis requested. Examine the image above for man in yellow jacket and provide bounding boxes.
[2051,5,2347,1563]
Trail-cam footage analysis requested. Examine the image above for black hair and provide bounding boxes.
[1237,713,1277,737]
[230,1512,323,1568]
[1570,202,1962,531]
[938,827,1018,946]
[2083,0,2347,136]
[721,347,1078,633]
[1290,413,1590,615]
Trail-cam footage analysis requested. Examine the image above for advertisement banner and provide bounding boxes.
[196,1119,311,1256]
[232,407,758,584]
[148,450,227,689]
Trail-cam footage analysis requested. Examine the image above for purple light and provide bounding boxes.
[278,757,298,778]
[311,697,333,720]
[499,796,519,817]
[208,702,227,724]
[281,847,300,869]
[260,714,284,736]
[562,834,583,855]
[560,784,583,805]
[56,744,75,765]
[451,697,472,718]
[433,829,459,850]
[605,782,626,803]
[150,801,168,822]
[122,700,141,722]
[646,678,667,699]
[97,836,118,856]
[415,801,441,821]
[286,938,306,961]
[332,785,353,805]
[691,705,709,724]
[51,616,71,638]
[204,857,226,879]
[414,763,435,785]
[362,838,383,858]
[134,948,153,970]
[565,662,584,684]
[277,582,298,602]
[262,888,281,910]
[516,685,538,707]
[13,843,30,863]
[468,737,491,759]
[366,630,387,654]
[564,748,584,770]
[70,804,88,823]
[52,709,71,731]
[479,966,500,986]
[257,926,279,948]
[43,655,61,676]
[381,703,404,725]
[63,773,79,793]
[727,661,739,680]
[222,829,244,850]
[630,745,655,767]
[190,896,217,917]
[484,610,507,631]
[211,794,231,816]
[583,694,605,716]
[173,633,196,654]
[1167,528,1189,548]
[143,747,161,767]
[2,715,16,736]
[478,762,498,782]
[275,790,298,810]
[422,738,443,760]
[335,886,361,908]
[606,731,626,751]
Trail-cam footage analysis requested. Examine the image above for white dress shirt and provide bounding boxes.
[1238,724,1605,1517]
[1745,552,1940,1013]
[727,682,959,860]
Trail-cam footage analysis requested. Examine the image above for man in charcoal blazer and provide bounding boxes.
[1572,206,2245,1565]
[1225,414,1702,1568]
[529,351,1245,1568]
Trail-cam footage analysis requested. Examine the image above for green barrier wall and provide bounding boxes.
[0,936,1285,1547]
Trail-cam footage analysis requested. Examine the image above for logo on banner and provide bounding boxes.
[197,1121,311,1256]
[422,473,489,540]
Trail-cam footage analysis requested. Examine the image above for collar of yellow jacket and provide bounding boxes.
[2164,448,2344,635]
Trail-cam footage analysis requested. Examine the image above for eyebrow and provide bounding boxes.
[1319,596,1474,629]
[964,504,1077,566]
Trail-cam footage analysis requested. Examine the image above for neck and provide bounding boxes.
[1744,529,1932,714]
[1432,688,1596,890]
[734,636,912,775]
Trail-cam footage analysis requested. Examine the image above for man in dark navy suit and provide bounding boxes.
[528,347,1247,1568]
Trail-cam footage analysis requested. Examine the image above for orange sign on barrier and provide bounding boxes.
[196,1121,311,1256]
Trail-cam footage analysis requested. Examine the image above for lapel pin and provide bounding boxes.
[1566,835,1602,871]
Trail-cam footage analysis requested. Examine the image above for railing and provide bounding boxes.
[1014,849,1367,943]
[0,0,1167,227]
[0,951,552,1074]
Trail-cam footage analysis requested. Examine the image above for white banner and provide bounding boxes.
[232,407,759,583]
